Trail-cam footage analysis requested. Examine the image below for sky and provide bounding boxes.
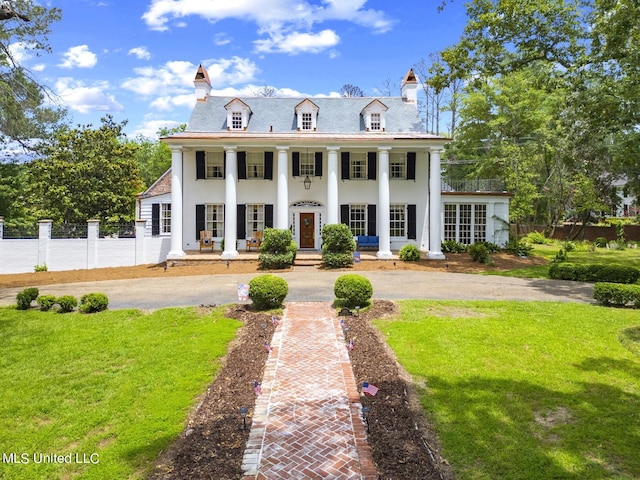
[14,0,469,139]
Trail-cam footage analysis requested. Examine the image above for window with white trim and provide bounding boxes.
[443,203,488,244]
[161,203,171,234]
[459,204,472,244]
[370,112,381,131]
[300,152,315,176]
[390,152,406,179]
[301,112,312,130]
[247,204,265,234]
[350,152,367,179]
[390,204,406,237]
[206,151,224,178]
[246,152,264,179]
[361,99,388,132]
[295,99,319,131]
[231,111,243,130]
[444,204,456,241]
[349,204,366,236]
[206,204,224,237]
[474,204,487,243]
[224,98,251,130]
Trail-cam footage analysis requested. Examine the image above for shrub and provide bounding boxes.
[506,238,534,257]
[562,241,576,252]
[16,287,39,310]
[553,248,569,263]
[441,240,467,253]
[259,229,296,269]
[593,282,640,307]
[334,274,373,307]
[526,231,550,244]
[34,264,48,272]
[321,224,355,268]
[468,243,490,264]
[248,274,288,310]
[595,237,608,248]
[476,241,501,253]
[37,295,57,311]
[399,244,421,262]
[57,295,78,313]
[79,293,109,313]
[549,263,640,284]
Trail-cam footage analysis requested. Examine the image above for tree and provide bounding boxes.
[0,0,65,155]
[132,124,185,187]
[339,84,365,97]
[252,85,278,97]
[27,116,143,226]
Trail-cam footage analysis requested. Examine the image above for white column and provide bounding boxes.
[167,147,186,259]
[276,146,289,230]
[135,219,147,265]
[222,146,239,259]
[37,219,52,268]
[326,147,339,225]
[377,147,393,259]
[87,219,99,269]
[428,148,445,259]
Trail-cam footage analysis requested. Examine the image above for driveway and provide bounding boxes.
[0,268,595,310]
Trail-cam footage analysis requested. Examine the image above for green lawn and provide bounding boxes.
[0,306,241,480]
[374,300,640,480]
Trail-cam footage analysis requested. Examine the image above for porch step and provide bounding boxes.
[294,253,323,267]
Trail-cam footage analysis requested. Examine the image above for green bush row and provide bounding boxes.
[549,263,640,284]
[16,288,108,313]
[593,282,640,307]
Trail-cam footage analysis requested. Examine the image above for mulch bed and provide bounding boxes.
[149,301,450,479]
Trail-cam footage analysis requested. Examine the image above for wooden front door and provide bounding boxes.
[300,213,315,249]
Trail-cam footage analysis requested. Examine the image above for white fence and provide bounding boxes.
[0,219,171,274]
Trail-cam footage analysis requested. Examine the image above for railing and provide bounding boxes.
[99,223,136,238]
[442,178,507,193]
[2,224,38,239]
[51,223,88,239]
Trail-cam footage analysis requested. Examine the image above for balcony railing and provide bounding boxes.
[442,178,507,193]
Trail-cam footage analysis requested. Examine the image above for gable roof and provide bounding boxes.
[137,168,171,199]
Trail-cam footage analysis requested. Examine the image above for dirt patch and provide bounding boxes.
[0,252,547,289]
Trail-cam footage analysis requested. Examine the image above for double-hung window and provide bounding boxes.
[390,153,406,179]
[299,152,315,176]
[301,112,313,131]
[349,204,367,236]
[246,204,265,234]
[350,153,367,179]
[206,152,224,178]
[370,113,381,131]
[161,203,171,234]
[389,204,406,237]
[231,111,243,130]
[205,204,224,237]
[246,152,264,179]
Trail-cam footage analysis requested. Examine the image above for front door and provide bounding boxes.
[300,213,315,249]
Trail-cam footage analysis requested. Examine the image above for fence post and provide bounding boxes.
[135,220,147,265]
[0,216,3,240]
[87,220,99,269]
[38,220,52,268]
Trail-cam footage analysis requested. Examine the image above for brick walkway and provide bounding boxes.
[241,302,377,479]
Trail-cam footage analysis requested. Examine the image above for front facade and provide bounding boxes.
[163,66,452,260]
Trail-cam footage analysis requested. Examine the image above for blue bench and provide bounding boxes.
[357,235,379,250]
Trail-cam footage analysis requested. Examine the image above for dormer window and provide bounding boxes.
[295,99,319,132]
[225,98,252,131]
[362,99,388,132]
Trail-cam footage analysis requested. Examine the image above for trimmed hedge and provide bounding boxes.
[258,229,297,269]
[399,244,421,262]
[593,282,640,307]
[334,274,373,307]
[36,294,57,311]
[322,224,355,268]
[248,274,288,310]
[57,295,78,313]
[16,287,39,310]
[79,293,109,313]
[549,263,640,284]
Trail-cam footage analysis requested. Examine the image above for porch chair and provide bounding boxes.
[246,231,263,251]
[199,230,215,252]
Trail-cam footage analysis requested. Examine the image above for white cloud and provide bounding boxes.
[8,42,36,64]
[254,29,340,54]
[150,94,196,111]
[132,118,184,139]
[58,45,98,69]
[128,46,151,60]
[213,33,231,46]
[55,78,123,114]
[142,0,393,54]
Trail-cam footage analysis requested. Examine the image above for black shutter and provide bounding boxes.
[151,203,160,236]
[292,152,300,177]
[265,204,274,228]
[196,151,205,179]
[367,152,377,180]
[408,204,417,239]
[237,151,247,180]
[341,152,350,180]
[264,151,273,180]
[407,152,416,180]
[237,204,246,239]
[196,204,205,241]
[367,204,377,236]
[315,152,323,177]
[340,204,349,226]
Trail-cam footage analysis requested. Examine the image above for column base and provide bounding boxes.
[166,250,186,260]
[221,250,239,259]
[427,251,446,260]
[376,250,394,260]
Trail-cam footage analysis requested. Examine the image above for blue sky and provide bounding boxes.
[15,1,468,138]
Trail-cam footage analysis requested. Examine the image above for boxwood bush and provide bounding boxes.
[549,263,640,284]
[16,287,39,310]
[468,243,490,264]
[249,274,288,310]
[322,224,355,268]
[334,274,373,308]
[399,244,421,262]
[593,282,640,307]
[36,294,57,311]
[79,293,109,313]
[258,229,297,269]
[57,295,78,313]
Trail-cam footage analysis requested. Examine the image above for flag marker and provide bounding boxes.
[253,380,262,396]
[362,382,378,396]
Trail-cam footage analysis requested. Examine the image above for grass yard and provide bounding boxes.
[375,300,640,480]
[486,242,640,279]
[0,306,241,480]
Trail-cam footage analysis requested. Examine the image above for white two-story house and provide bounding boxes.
[161,65,508,260]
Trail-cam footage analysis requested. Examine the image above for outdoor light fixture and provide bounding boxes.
[355,306,360,317]
[240,406,249,431]
[304,175,311,190]
[362,406,370,433]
